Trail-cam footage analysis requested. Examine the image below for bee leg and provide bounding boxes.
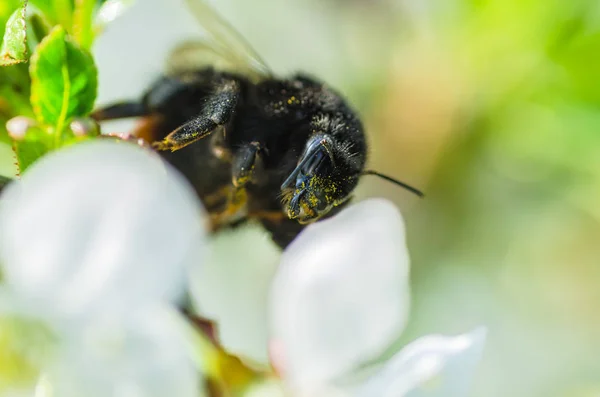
[209,186,248,231]
[202,185,233,211]
[153,79,241,152]
[231,141,264,188]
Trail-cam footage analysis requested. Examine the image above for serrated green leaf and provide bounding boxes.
[13,140,48,173]
[9,118,93,175]
[0,0,21,36]
[30,26,97,135]
[0,143,17,177]
[0,3,28,66]
[11,126,50,173]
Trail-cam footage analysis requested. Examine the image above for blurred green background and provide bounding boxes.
[3,0,600,395]
[207,0,600,395]
[339,1,600,396]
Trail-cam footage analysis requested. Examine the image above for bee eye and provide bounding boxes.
[281,136,336,190]
[300,149,326,175]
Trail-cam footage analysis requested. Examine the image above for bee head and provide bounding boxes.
[281,115,366,223]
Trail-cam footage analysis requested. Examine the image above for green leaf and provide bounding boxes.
[73,0,95,49]
[27,0,57,26]
[0,143,17,177]
[30,26,97,135]
[0,2,28,66]
[12,126,50,173]
[0,0,21,37]
[13,140,48,173]
[52,0,74,29]
[0,68,33,117]
[30,0,73,29]
[25,11,51,54]
[9,117,95,175]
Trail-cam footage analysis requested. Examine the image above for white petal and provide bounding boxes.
[269,199,410,391]
[49,306,200,397]
[189,222,281,364]
[358,328,487,397]
[0,141,206,316]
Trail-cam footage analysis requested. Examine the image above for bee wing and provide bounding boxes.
[174,0,273,82]
[166,39,239,76]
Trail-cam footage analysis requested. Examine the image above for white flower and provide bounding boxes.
[0,141,487,397]
[270,199,409,389]
[268,199,486,396]
[189,222,281,363]
[0,141,204,397]
[190,198,483,396]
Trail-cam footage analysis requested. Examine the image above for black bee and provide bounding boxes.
[92,0,422,248]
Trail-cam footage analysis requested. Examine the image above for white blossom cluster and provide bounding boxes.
[0,141,485,396]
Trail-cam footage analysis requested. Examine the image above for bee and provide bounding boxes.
[92,0,423,248]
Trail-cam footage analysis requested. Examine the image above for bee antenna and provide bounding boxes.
[362,170,425,198]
